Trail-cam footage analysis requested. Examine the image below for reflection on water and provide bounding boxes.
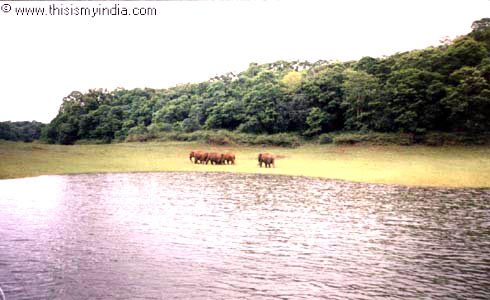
[0,172,489,300]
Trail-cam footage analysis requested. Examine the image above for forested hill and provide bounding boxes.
[0,121,45,142]
[42,19,490,145]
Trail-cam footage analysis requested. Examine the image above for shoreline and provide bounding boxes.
[1,140,489,188]
[4,170,490,190]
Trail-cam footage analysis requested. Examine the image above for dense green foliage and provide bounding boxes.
[0,121,45,142]
[42,20,490,145]
[124,130,301,148]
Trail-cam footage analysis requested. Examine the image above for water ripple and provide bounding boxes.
[0,172,489,299]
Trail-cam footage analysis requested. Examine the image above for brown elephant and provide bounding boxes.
[223,153,236,165]
[258,153,275,168]
[190,151,208,164]
[206,152,224,165]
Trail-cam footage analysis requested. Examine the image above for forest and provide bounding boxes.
[0,121,45,142]
[16,19,490,145]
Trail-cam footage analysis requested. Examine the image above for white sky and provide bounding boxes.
[1,0,489,123]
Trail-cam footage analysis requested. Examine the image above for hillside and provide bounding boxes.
[42,19,490,145]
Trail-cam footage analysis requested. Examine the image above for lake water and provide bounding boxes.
[0,172,489,300]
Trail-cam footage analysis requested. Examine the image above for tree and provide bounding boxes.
[281,70,303,92]
[471,18,490,31]
[471,18,490,52]
[442,66,490,132]
[300,64,346,133]
[439,36,487,76]
[39,18,490,144]
[0,121,45,142]
[153,96,190,124]
[342,69,380,131]
[304,107,327,136]
[204,100,244,130]
[382,68,446,133]
[241,70,287,133]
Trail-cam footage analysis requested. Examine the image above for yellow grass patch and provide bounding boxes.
[1,140,489,188]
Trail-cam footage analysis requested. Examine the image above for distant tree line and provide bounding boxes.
[0,121,45,142]
[41,19,490,145]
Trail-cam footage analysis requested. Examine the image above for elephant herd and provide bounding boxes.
[189,151,275,168]
[189,151,235,165]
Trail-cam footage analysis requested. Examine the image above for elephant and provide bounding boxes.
[258,153,275,168]
[206,152,224,165]
[223,153,236,165]
[189,151,208,164]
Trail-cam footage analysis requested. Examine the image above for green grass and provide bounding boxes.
[1,140,489,188]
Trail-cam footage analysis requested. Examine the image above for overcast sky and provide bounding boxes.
[1,0,489,123]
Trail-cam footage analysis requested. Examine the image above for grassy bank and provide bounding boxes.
[1,140,489,188]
